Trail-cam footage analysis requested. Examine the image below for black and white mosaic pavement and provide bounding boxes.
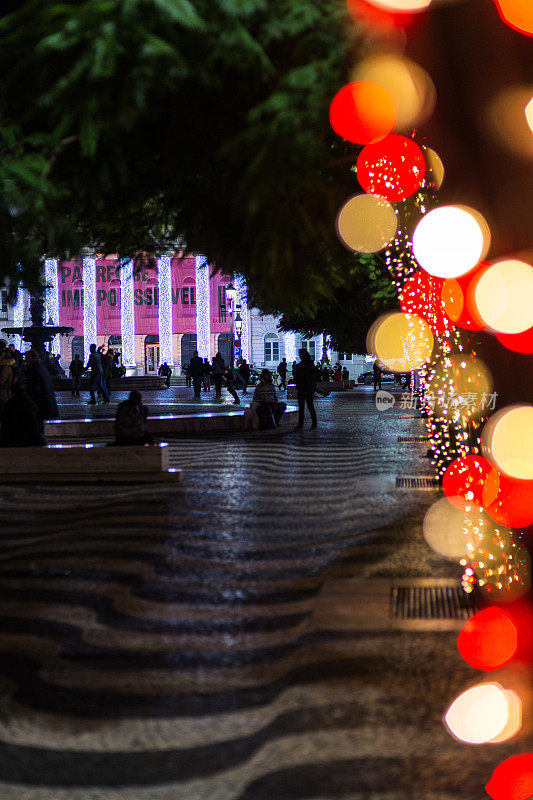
[0,390,524,798]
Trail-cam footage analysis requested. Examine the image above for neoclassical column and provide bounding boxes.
[283,331,297,364]
[44,258,60,355]
[120,258,135,367]
[235,274,249,363]
[195,255,211,360]
[82,250,96,363]
[157,254,173,366]
[13,287,25,351]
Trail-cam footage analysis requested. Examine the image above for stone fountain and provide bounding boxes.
[2,288,74,374]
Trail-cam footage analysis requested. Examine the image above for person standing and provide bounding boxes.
[85,343,110,404]
[189,350,204,399]
[69,354,84,396]
[158,361,172,388]
[184,362,192,388]
[277,358,287,390]
[0,347,15,417]
[238,359,251,394]
[293,348,317,430]
[212,352,226,399]
[373,360,382,391]
[25,349,59,427]
[342,366,349,382]
[203,359,211,391]
[7,343,24,379]
[224,366,240,404]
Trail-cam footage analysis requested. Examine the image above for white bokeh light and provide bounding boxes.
[413,206,487,278]
[444,683,510,744]
[474,259,533,334]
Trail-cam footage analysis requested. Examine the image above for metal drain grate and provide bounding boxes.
[396,476,437,489]
[398,435,428,443]
[391,585,477,620]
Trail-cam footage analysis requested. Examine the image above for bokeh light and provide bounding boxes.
[424,147,445,189]
[367,311,434,372]
[441,263,488,331]
[357,134,426,202]
[484,405,533,480]
[525,96,533,132]
[367,0,432,9]
[329,81,396,145]
[399,270,449,334]
[474,259,533,334]
[487,86,533,160]
[352,54,436,131]
[444,683,511,744]
[443,455,500,512]
[486,754,533,800]
[423,496,476,560]
[489,690,522,743]
[486,472,533,528]
[495,326,533,353]
[413,206,488,278]
[493,0,533,37]
[426,353,493,419]
[336,194,398,253]
[457,607,518,670]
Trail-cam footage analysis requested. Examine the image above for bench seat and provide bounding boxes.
[0,442,181,483]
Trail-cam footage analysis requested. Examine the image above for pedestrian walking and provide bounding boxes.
[212,352,226,399]
[293,348,317,430]
[184,362,192,388]
[333,364,342,382]
[238,359,251,394]
[224,366,240,404]
[0,381,45,447]
[158,361,172,388]
[69,354,84,396]
[373,360,382,391]
[84,343,110,404]
[115,390,153,445]
[189,350,204,398]
[25,349,59,427]
[277,358,287,390]
[342,366,349,382]
[202,359,211,391]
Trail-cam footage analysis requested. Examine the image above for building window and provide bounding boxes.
[301,339,316,360]
[264,334,279,363]
[338,353,352,362]
[1,290,7,313]
[218,286,227,322]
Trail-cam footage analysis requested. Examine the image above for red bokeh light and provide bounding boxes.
[441,262,489,331]
[329,82,396,145]
[495,326,533,353]
[486,472,533,528]
[346,0,420,30]
[356,134,426,202]
[457,607,518,670]
[493,0,533,38]
[400,271,449,334]
[443,455,500,511]
[486,754,533,800]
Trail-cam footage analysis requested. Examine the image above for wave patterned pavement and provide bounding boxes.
[0,392,514,798]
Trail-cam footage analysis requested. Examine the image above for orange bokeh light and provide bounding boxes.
[493,0,533,37]
[329,82,396,145]
[457,607,518,671]
[441,262,489,331]
[443,455,500,511]
[486,754,533,800]
[346,0,419,30]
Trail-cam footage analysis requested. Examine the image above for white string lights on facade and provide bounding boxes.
[12,286,25,351]
[195,255,211,360]
[120,258,135,367]
[284,331,297,364]
[235,273,249,363]
[82,255,96,363]
[158,255,173,366]
[44,258,60,355]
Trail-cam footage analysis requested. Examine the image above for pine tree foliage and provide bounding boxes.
[0,0,367,310]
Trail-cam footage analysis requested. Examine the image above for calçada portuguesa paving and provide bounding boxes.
[0,387,527,799]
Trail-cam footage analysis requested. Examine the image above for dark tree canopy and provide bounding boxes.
[0,0,368,309]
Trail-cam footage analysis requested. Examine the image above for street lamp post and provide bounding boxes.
[225,281,236,366]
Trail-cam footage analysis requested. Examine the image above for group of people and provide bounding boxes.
[183,351,243,403]
[0,341,59,447]
[69,345,123,403]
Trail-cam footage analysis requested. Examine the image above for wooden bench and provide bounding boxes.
[0,442,181,483]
